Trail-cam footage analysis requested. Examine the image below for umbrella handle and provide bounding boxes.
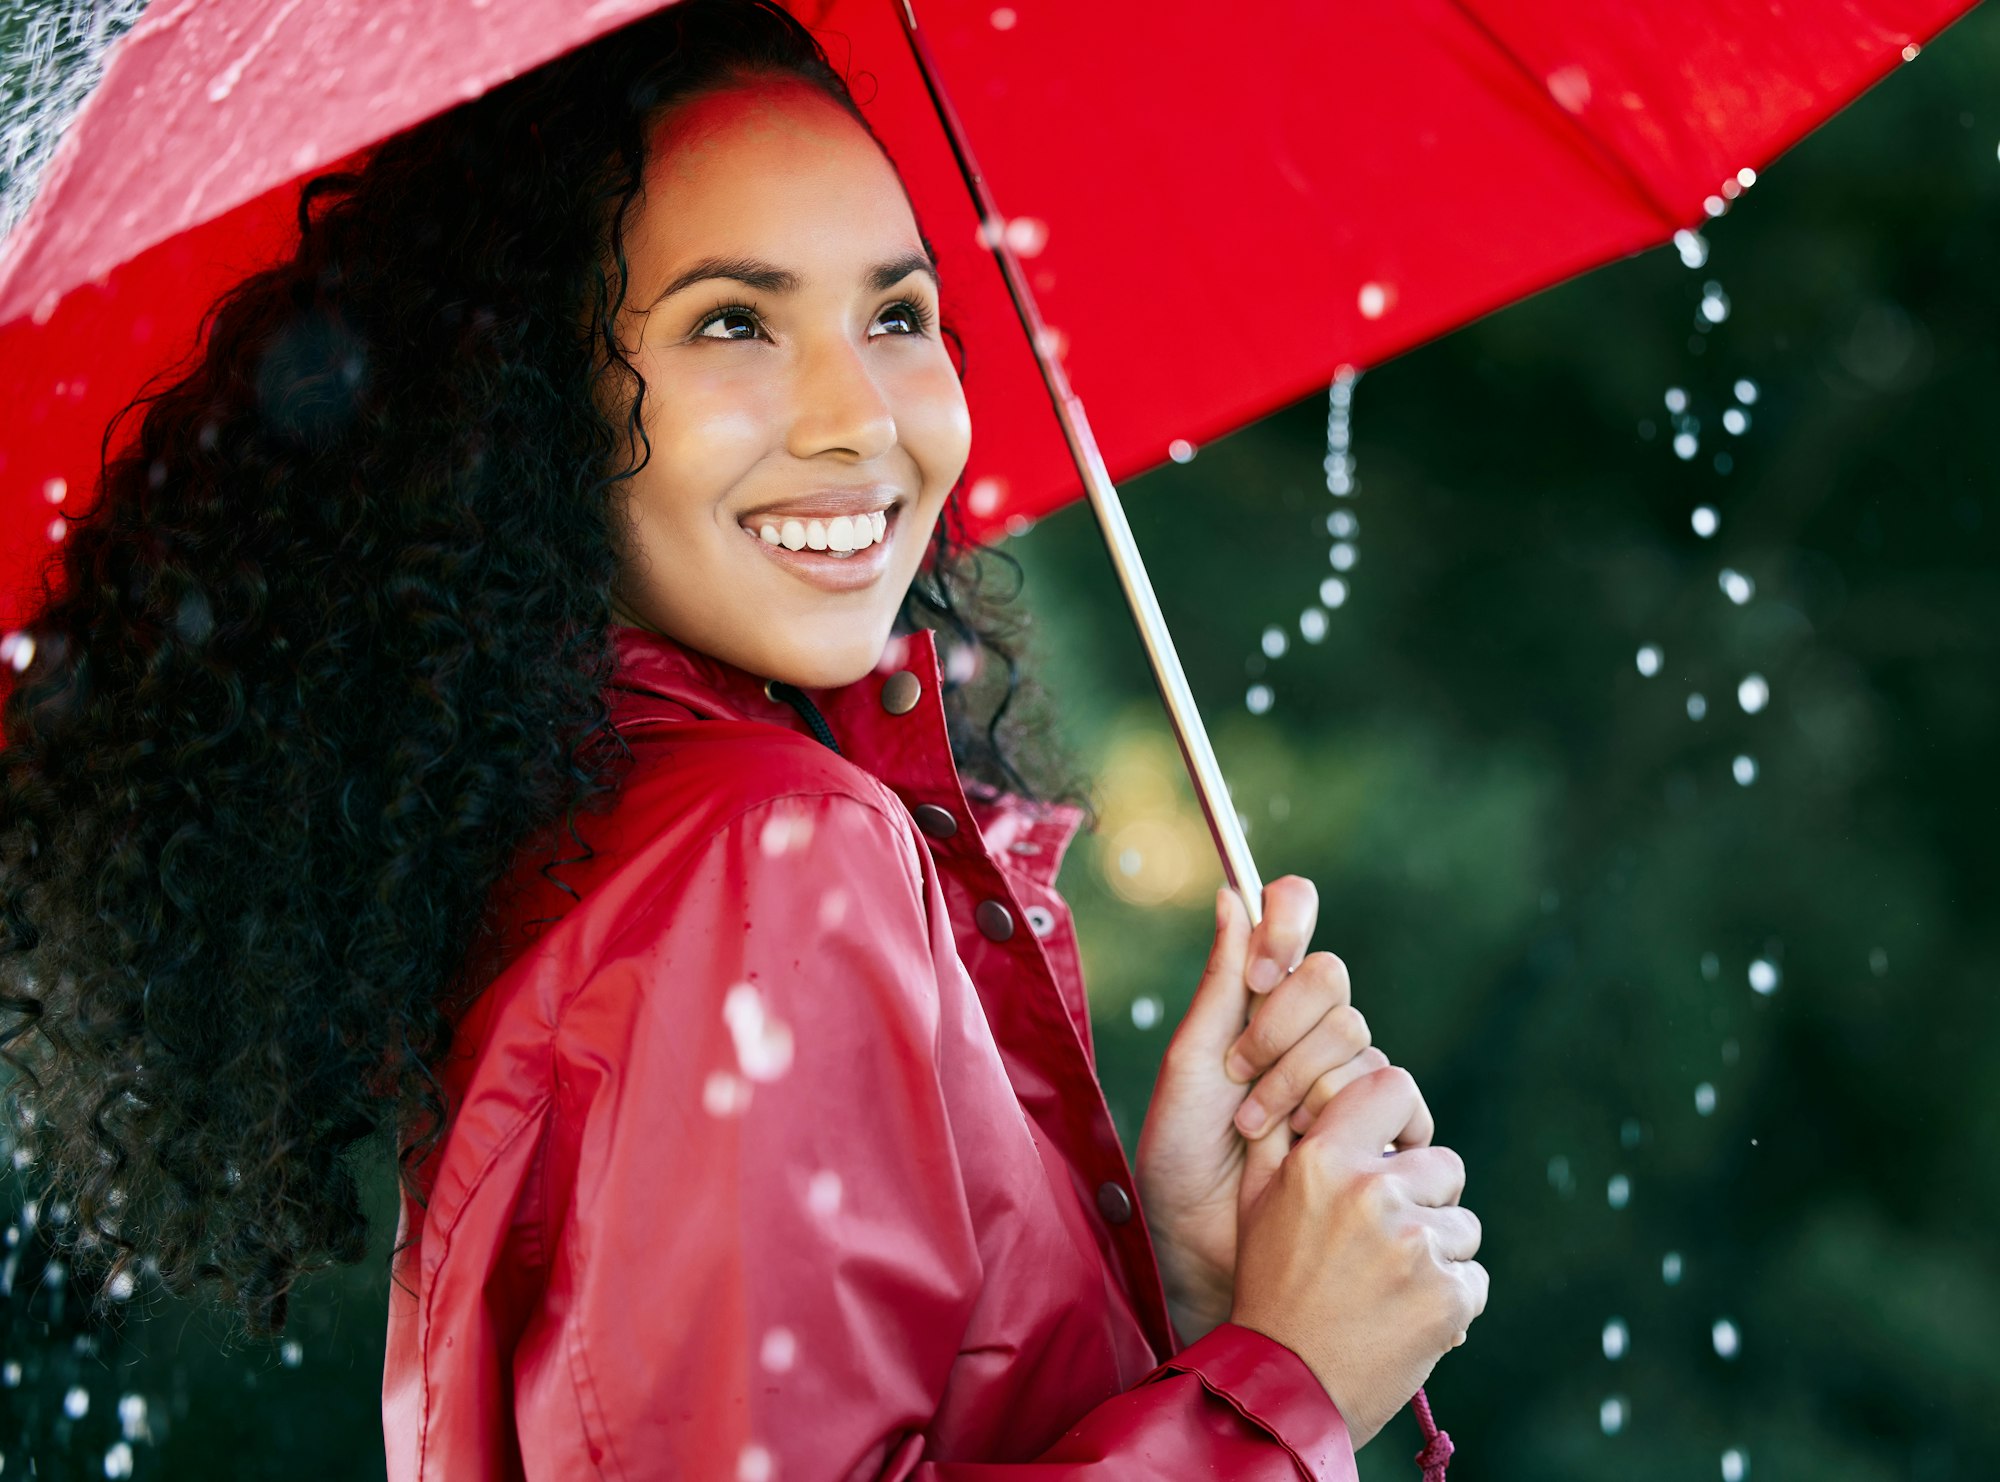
[891,0,1265,929]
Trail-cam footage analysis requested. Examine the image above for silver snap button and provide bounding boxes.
[975,899,1015,942]
[1024,905,1055,938]
[1095,1181,1134,1225]
[762,679,780,701]
[880,670,921,715]
[911,804,958,840]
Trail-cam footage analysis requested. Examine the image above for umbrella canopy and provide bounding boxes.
[0,0,1977,619]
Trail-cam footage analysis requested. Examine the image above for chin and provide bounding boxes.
[765,624,891,691]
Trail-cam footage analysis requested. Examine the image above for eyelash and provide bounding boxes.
[691,297,937,341]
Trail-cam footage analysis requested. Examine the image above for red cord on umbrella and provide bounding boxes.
[1412,1386,1454,1480]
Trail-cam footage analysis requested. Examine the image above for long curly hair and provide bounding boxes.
[0,0,1088,1340]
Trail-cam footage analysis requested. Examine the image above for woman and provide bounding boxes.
[0,2,1485,1476]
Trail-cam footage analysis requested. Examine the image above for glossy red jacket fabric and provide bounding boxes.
[380,622,1357,1480]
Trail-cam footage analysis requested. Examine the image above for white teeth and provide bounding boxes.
[759,524,780,545]
[827,515,856,552]
[780,520,806,551]
[871,510,887,542]
[805,520,828,551]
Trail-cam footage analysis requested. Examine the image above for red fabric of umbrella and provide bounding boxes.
[0,0,1977,636]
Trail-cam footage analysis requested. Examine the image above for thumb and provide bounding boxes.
[1239,1113,1294,1216]
[1175,885,1255,1054]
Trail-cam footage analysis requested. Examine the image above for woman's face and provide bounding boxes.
[605,76,970,689]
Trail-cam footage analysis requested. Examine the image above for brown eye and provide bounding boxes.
[696,307,762,340]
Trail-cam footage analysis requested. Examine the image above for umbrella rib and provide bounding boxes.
[1442,0,1686,231]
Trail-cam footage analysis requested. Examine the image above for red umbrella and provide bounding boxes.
[0,0,1974,1468]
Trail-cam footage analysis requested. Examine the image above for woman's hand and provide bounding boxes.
[1135,877,1385,1340]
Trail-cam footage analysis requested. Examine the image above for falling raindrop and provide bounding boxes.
[1260,626,1288,659]
[1734,379,1759,404]
[1733,755,1759,786]
[104,1442,135,1479]
[1130,995,1163,1030]
[1246,684,1274,716]
[1602,1318,1629,1359]
[117,1393,147,1440]
[280,1339,304,1367]
[64,1384,89,1418]
[1674,229,1709,268]
[1357,282,1390,319]
[1737,674,1769,713]
[1607,1174,1631,1210]
[1167,438,1195,464]
[1620,1119,1643,1149]
[1002,216,1048,257]
[1319,577,1349,609]
[1703,194,1728,217]
[1547,1155,1575,1197]
[1737,167,1758,189]
[1870,947,1889,976]
[1664,387,1689,414]
[1635,645,1663,677]
[1722,1447,1749,1480]
[1662,1251,1684,1285]
[1329,542,1358,571]
[1674,431,1700,460]
[1712,1317,1741,1359]
[1749,958,1781,995]
[1,632,36,672]
[1695,1082,1717,1116]
[1687,692,1708,721]
[1299,608,1329,643]
[1719,569,1755,604]
[1692,505,1719,537]
[1,1361,19,1386]
[1326,509,1358,538]
[1722,407,1749,435]
[1700,283,1732,323]
[1600,1395,1628,1435]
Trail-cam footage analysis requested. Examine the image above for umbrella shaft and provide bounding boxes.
[893,1,1265,927]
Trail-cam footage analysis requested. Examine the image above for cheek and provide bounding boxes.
[635,351,778,501]
[894,358,972,498]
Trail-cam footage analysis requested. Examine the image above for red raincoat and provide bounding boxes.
[381,622,1358,1480]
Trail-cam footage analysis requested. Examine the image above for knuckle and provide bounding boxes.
[1359,1046,1390,1072]
[1335,1004,1371,1049]
[1377,1064,1418,1100]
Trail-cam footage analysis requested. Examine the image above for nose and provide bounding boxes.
[788,333,897,463]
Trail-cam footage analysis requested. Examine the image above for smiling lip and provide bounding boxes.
[737,487,901,525]
[741,503,899,593]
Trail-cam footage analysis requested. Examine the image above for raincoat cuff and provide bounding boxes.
[1142,1321,1357,1481]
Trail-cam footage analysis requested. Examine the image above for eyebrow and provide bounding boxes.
[648,251,939,308]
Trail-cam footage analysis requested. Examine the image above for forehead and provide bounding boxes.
[635,78,918,266]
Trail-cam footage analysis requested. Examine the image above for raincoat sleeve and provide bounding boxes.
[526,787,1355,1482]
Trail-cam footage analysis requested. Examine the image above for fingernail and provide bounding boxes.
[1234,1101,1267,1137]
[1247,957,1283,992]
[1224,1049,1255,1083]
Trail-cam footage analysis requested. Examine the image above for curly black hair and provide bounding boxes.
[0,0,1089,1340]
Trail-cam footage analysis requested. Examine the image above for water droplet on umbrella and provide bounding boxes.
[1167,439,1195,464]
[1662,1251,1684,1284]
[42,476,66,504]
[1732,754,1759,786]
[1712,1317,1741,1358]
[1357,282,1390,319]
[1319,577,1348,609]
[1003,217,1047,257]
[1600,1395,1628,1434]
[806,1169,843,1216]
[1246,684,1274,715]
[1748,958,1780,994]
[1299,608,1328,643]
[1636,645,1663,677]
[1692,505,1719,537]
[989,6,1018,28]
[1329,542,1357,571]
[1260,626,1287,659]
[759,1327,798,1373]
[1901,42,1920,60]
[1737,674,1768,713]
[1546,65,1591,114]
[1130,996,1162,1029]
[1736,167,1758,189]
[1695,1082,1717,1115]
[1607,1174,1631,1209]
[1602,1317,1628,1359]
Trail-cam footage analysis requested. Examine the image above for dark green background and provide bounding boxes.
[4,6,1996,1477]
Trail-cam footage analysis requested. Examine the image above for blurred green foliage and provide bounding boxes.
[4,5,1998,1478]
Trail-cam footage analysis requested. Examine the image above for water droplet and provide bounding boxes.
[725,984,795,1082]
[1319,577,1348,609]
[1326,509,1358,538]
[1602,1318,1628,1359]
[1167,438,1195,464]
[64,1384,90,1419]
[1,633,36,672]
[1600,1395,1628,1435]
[759,1327,798,1373]
[1246,684,1274,716]
[1700,285,1731,324]
[1260,626,1288,659]
[1901,42,1920,61]
[1002,217,1048,257]
[1635,645,1663,677]
[1732,754,1759,786]
[1748,958,1780,995]
[1674,432,1699,461]
[1722,1446,1749,1480]
[759,811,814,858]
[104,1441,135,1479]
[1733,378,1759,404]
[1737,674,1769,713]
[117,1393,147,1439]
[1298,608,1328,644]
[1687,692,1709,721]
[737,1442,775,1482]
[1703,194,1728,218]
[1719,568,1755,604]
[1607,1173,1631,1209]
[1,1361,19,1386]
[1357,282,1390,319]
[1329,542,1357,571]
[1546,65,1591,113]
[1662,1251,1684,1285]
[702,1070,752,1117]
[1547,1155,1574,1196]
[966,476,1006,518]
[1692,505,1719,538]
[42,476,66,504]
[1664,387,1689,414]
[1736,167,1758,189]
[1130,996,1162,1030]
[1118,848,1142,876]
[1712,1317,1741,1358]
[1674,229,1709,268]
[47,516,68,542]
[32,290,62,326]
[1869,947,1889,976]
[989,6,1018,28]
[1695,1082,1717,1115]
[106,1269,135,1301]
[806,1169,842,1216]
[1722,407,1749,435]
